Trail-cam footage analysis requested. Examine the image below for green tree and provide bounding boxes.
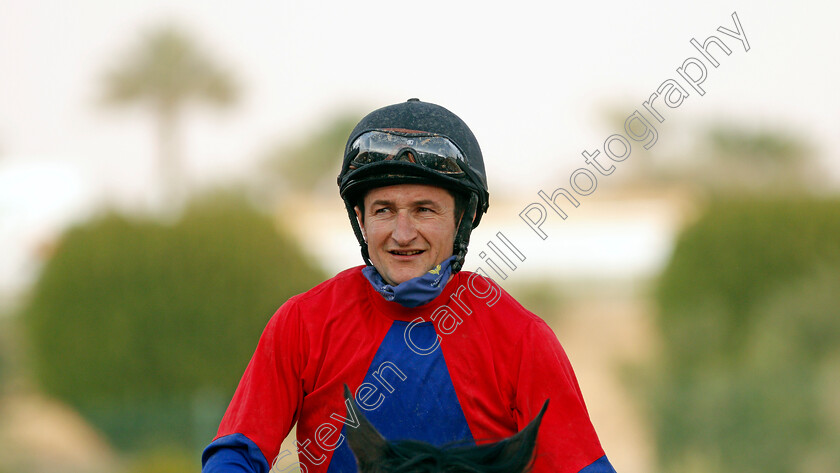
[102,25,237,203]
[0,318,7,391]
[694,126,815,194]
[126,447,197,473]
[22,191,325,450]
[644,197,840,473]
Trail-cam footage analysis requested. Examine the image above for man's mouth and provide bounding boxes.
[389,250,424,256]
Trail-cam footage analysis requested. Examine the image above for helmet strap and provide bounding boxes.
[451,193,478,273]
[345,201,372,266]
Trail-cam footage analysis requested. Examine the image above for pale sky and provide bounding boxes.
[1,0,839,299]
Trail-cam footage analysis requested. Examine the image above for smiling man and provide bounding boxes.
[202,99,616,473]
[356,184,460,286]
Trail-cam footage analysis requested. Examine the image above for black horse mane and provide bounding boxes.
[365,435,539,473]
[343,385,549,473]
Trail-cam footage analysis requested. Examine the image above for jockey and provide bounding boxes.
[202,99,617,473]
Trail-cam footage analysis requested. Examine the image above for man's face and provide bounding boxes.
[355,184,457,286]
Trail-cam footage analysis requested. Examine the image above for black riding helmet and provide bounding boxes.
[337,99,490,273]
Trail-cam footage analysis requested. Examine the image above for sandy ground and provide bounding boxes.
[552,296,657,473]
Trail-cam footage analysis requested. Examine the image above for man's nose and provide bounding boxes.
[391,211,418,244]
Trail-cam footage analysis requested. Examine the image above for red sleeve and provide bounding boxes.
[513,320,606,473]
[215,300,306,466]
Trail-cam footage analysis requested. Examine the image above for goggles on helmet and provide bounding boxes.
[347,129,466,176]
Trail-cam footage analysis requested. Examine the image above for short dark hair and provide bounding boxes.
[355,189,469,225]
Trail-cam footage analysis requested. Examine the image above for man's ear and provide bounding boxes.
[353,206,366,240]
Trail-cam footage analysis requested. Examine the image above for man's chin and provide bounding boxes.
[388,276,420,286]
[384,269,426,286]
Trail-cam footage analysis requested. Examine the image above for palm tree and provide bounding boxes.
[102,25,237,205]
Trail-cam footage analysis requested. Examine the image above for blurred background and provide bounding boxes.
[1,1,839,472]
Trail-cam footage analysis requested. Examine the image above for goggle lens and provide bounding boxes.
[348,130,466,175]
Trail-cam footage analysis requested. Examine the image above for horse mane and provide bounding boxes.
[369,435,540,473]
[343,385,549,473]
